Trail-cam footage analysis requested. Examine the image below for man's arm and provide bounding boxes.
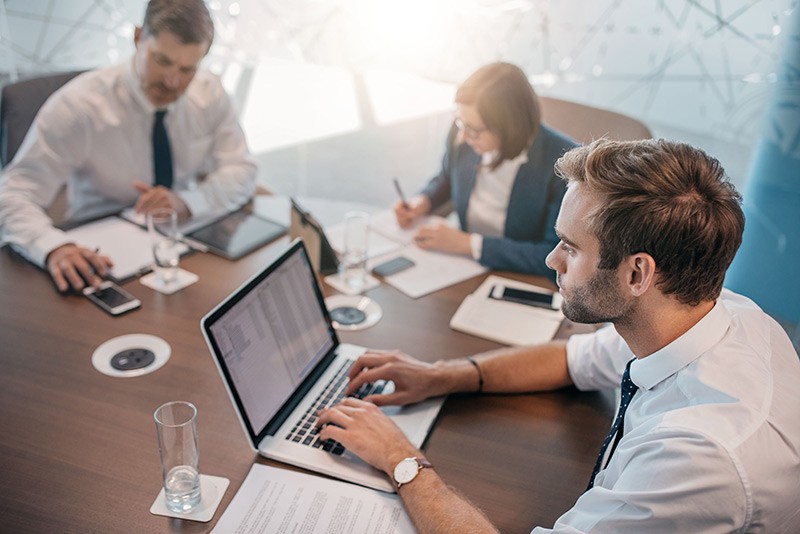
[0,94,89,268]
[318,398,499,534]
[177,78,257,217]
[344,341,572,405]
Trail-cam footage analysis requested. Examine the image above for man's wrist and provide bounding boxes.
[434,358,485,395]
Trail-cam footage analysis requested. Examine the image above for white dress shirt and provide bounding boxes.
[0,60,257,267]
[466,150,527,260]
[531,289,800,533]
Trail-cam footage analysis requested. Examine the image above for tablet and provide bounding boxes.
[187,210,287,260]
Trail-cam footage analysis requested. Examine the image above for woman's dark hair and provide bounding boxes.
[456,62,541,169]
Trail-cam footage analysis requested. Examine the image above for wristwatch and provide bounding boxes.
[393,456,432,489]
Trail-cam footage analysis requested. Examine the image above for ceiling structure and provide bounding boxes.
[1,0,795,148]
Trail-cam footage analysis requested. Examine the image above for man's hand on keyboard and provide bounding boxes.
[317,397,419,475]
[345,349,450,406]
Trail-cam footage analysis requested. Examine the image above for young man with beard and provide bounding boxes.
[317,138,800,533]
[0,0,256,293]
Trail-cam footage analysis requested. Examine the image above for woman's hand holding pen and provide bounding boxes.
[393,194,431,228]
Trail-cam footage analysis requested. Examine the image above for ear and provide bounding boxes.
[133,26,143,48]
[624,252,657,297]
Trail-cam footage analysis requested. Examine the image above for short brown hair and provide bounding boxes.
[456,62,541,169]
[142,0,214,47]
[555,138,744,306]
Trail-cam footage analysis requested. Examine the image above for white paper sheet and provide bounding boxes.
[325,209,486,298]
[374,246,487,299]
[211,464,416,534]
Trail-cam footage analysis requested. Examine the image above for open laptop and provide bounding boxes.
[201,239,444,492]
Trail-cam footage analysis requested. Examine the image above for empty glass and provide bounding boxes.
[341,211,370,292]
[147,208,181,286]
[154,401,202,513]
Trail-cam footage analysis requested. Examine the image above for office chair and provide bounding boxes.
[0,70,85,167]
[539,96,652,143]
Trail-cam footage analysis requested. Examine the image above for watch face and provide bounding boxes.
[394,458,419,485]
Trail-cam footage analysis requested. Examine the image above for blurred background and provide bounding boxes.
[1,0,798,343]
[1,0,794,200]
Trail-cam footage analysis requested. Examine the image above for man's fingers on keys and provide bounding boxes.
[348,351,393,379]
[361,392,402,407]
[345,366,390,396]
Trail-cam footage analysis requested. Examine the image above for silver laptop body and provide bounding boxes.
[201,239,443,492]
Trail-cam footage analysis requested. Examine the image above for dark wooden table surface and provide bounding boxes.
[0,236,614,533]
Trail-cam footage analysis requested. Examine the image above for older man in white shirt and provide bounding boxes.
[0,0,256,292]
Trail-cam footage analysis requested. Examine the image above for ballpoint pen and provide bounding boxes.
[393,177,409,209]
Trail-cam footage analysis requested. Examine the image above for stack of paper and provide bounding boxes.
[450,275,564,346]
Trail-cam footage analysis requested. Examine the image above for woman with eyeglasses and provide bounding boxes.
[394,62,577,279]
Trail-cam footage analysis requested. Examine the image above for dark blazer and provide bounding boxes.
[420,124,577,279]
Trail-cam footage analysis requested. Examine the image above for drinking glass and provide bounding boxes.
[154,401,202,513]
[341,211,370,292]
[147,208,180,286]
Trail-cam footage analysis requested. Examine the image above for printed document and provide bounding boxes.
[212,464,416,534]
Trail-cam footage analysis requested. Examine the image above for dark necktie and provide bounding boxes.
[152,110,173,189]
[587,358,639,489]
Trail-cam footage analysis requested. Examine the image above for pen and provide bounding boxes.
[393,177,409,209]
[180,236,209,253]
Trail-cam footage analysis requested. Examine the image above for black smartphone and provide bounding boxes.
[371,256,415,277]
[490,285,559,310]
[83,281,141,315]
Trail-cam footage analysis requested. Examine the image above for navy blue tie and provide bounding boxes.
[587,358,638,489]
[152,110,173,189]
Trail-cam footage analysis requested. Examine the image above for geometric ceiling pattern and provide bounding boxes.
[1,0,796,147]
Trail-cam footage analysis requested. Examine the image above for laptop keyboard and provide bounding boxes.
[284,360,387,455]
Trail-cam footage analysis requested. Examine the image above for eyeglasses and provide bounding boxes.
[454,117,489,140]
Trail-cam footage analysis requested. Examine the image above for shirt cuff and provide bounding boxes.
[469,233,483,261]
[26,228,72,267]
[177,188,211,218]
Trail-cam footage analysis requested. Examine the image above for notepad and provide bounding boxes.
[450,275,563,346]
[64,217,188,281]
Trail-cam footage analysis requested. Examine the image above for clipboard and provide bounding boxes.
[289,198,339,275]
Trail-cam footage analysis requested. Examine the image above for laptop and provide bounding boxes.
[201,239,444,492]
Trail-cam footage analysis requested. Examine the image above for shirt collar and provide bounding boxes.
[630,298,732,391]
[480,148,529,168]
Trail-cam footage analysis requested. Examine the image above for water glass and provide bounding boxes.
[154,401,202,513]
[147,208,180,286]
[341,211,369,292]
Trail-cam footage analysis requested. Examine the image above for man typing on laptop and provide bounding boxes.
[317,139,800,533]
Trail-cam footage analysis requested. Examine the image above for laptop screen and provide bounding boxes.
[203,240,337,440]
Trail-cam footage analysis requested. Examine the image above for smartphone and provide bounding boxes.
[83,281,141,315]
[371,256,415,277]
[490,285,561,310]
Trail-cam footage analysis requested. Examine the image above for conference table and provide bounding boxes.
[0,206,615,533]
